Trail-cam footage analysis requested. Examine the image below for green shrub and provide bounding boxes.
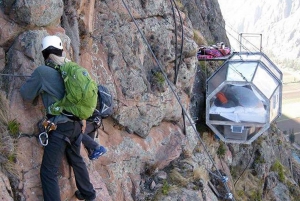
[249,189,262,201]
[217,141,226,158]
[271,160,285,182]
[254,155,265,164]
[162,180,170,195]
[7,119,20,137]
[0,96,18,177]
[236,190,245,197]
[7,153,16,163]
[154,71,164,83]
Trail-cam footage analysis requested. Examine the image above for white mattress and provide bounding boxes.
[209,104,266,123]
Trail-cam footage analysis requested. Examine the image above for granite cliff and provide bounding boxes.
[0,0,299,201]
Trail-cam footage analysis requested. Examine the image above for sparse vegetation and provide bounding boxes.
[286,180,300,201]
[152,71,165,85]
[150,68,167,93]
[217,141,226,158]
[271,160,285,182]
[7,153,16,163]
[193,29,206,46]
[236,190,245,197]
[232,170,264,201]
[255,136,264,146]
[169,169,189,187]
[161,180,170,195]
[174,0,184,10]
[198,60,206,72]
[0,95,18,177]
[193,166,209,181]
[254,154,265,164]
[230,165,245,181]
[249,189,262,201]
[7,119,20,138]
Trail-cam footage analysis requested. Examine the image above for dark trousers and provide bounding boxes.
[82,121,99,155]
[40,121,96,201]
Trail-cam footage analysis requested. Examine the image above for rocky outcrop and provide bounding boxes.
[1,0,299,201]
[0,0,213,200]
[0,171,13,201]
[182,0,230,45]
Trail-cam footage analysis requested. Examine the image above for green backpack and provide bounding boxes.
[48,61,98,120]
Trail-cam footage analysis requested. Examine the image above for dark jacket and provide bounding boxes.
[20,64,70,123]
[20,65,64,107]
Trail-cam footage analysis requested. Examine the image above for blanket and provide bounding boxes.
[209,103,266,123]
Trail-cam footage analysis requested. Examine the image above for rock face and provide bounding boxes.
[0,0,299,201]
[0,0,220,200]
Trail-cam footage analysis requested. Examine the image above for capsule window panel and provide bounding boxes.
[260,57,282,80]
[253,65,278,98]
[270,87,281,122]
[207,66,228,95]
[227,62,256,82]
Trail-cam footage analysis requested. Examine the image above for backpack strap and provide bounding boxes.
[61,110,81,121]
[45,60,60,70]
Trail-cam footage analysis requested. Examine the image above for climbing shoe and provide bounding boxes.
[89,146,107,160]
[75,190,84,200]
[75,190,95,201]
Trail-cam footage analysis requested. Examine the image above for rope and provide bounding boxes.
[170,0,186,134]
[18,132,38,139]
[121,1,235,200]
[174,0,184,80]
[0,73,31,77]
[171,0,184,85]
[170,0,178,84]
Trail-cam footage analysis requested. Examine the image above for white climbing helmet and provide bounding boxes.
[41,35,63,51]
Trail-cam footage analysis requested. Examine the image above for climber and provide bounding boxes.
[20,35,96,201]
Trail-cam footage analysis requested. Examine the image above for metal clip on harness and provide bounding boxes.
[39,132,49,146]
[39,120,57,146]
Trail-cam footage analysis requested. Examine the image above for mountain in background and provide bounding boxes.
[219,0,300,71]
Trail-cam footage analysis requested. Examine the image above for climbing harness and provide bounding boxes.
[121,1,235,200]
[38,119,57,146]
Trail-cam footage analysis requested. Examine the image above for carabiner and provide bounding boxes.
[39,132,48,146]
[93,117,102,127]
